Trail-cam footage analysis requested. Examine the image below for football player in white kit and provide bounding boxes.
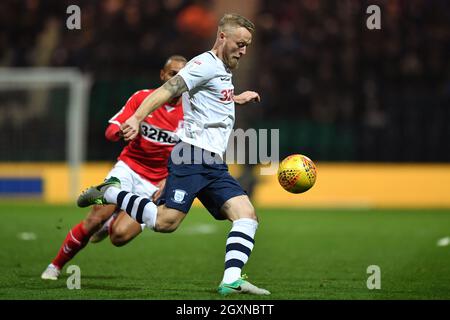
[78,14,269,296]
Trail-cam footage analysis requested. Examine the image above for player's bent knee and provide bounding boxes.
[109,228,125,246]
[110,233,129,247]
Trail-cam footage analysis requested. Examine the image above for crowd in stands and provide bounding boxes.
[255,0,450,161]
[1,0,449,161]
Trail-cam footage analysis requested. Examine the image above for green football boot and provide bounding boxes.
[77,176,121,207]
[217,274,271,296]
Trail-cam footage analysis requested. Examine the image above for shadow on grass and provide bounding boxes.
[18,273,124,281]
[81,285,147,291]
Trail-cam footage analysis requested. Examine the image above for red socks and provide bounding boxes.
[52,222,90,270]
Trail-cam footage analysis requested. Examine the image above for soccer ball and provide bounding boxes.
[277,154,317,193]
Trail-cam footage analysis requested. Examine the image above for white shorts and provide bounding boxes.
[105,160,158,199]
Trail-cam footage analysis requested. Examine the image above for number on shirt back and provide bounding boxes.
[220,89,234,102]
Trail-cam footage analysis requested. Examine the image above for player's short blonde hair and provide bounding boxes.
[218,13,255,34]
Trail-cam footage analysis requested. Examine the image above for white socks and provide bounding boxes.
[104,187,157,230]
[222,218,258,284]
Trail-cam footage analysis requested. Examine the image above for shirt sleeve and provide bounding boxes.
[177,53,216,91]
[104,123,121,142]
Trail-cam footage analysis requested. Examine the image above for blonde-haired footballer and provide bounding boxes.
[78,14,269,295]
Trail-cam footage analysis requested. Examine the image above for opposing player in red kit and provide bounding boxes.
[41,55,187,280]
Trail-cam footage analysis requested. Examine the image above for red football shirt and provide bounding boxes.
[108,89,183,185]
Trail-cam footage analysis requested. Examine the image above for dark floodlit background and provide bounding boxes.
[1,0,449,163]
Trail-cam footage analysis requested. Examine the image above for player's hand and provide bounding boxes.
[233,91,261,105]
[152,179,166,201]
[121,115,141,141]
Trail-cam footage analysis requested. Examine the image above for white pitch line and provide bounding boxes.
[182,224,218,235]
[436,237,450,247]
[17,232,37,241]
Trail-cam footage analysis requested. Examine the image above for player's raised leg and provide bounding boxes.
[217,195,270,295]
[78,177,186,233]
[41,204,116,280]
[78,177,158,229]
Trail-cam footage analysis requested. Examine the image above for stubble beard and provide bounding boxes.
[224,55,239,70]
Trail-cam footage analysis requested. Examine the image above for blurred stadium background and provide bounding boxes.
[0,0,449,299]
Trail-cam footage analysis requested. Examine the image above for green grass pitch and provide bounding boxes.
[0,202,449,300]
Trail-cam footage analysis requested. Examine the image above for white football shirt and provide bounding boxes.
[176,51,235,156]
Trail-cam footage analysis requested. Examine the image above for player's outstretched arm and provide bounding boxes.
[122,75,188,141]
[233,91,261,105]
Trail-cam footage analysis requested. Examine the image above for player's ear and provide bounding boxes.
[160,69,165,81]
[219,31,226,41]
